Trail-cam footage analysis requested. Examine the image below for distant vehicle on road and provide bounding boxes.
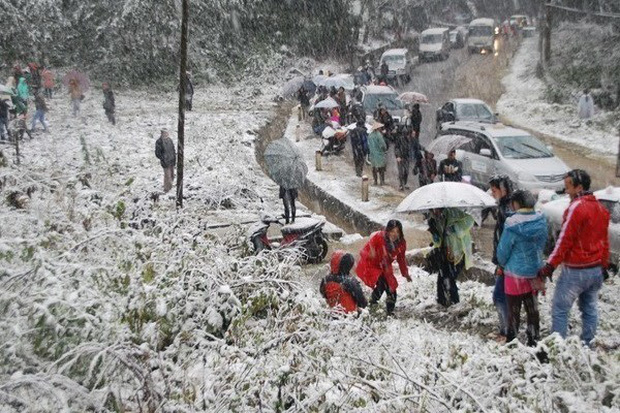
[435,121,571,193]
[378,48,414,85]
[360,85,406,125]
[509,15,530,28]
[467,18,497,54]
[419,28,451,62]
[436,98,498,130]
[539,186,620,264]
[449,30,464,48]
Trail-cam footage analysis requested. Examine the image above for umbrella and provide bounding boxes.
[425,135,471,156]
[264,138,308,189]
[313,74,327,85]
[318,75,354,91]
[62,70,90,92]
[396,182,496,213]
[399,91,429,104]
[302,80,316,96]
[314,97,339,109]
[282,76,305,97]
[0,85,16,96]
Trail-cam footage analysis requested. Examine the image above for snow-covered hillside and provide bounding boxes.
[1,80,620,412]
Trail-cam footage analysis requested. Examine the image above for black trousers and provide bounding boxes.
[506,292,540,346]
[370,276,397,314]
[352,145,365,177]
[105,110,115,125]
[282,192,296,224]
[372,167,385,185]
[397,158,410,188]
[437,260,463,307]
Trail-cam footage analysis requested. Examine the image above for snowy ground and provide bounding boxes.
[1,75,620,411]
[497,38,619,158]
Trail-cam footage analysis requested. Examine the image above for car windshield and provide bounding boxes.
[382,55,405,65]
[422,34,442,44]
[469,26,493,36]
[494,135,553,159]
[455,103,494,121]
[363,93,404,111]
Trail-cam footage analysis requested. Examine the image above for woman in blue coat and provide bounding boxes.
[496,189,548,346]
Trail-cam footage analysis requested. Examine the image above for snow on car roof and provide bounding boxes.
[445,121,529,138]
[595,186,620,203]
[382,48,408,56]
[469,18,495,26]
[421,27,449,35]
[452,98,488,104]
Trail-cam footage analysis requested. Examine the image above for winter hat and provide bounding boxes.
[370,121,384,131]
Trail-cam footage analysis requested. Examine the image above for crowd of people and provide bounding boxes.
[0,63,117,142]
[320,169,610,352]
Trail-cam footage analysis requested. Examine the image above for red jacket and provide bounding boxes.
[548,193,610,269]
[320,251,367,313]
[356,231,409,292]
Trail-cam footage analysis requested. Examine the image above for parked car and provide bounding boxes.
[419,28,451,62]
[538,186,620,265]
[360,85,406,125]
[449,30,464,48]
[435,121,571,193]
[467,18,497,54]
[378,48,414,85]
[436,98,498,130]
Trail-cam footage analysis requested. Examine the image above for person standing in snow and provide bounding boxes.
[0,98,9,141]
[393,128,411,191]
[102,82,116,125]
[16,75,30,114]
[577,88,594,119]
[279,186,298,225]
[68,78,83,117]
[41,66,55,99]
[489,175,514,340]
[418,150,437,187]
[297,86,310,120]
[496,190,547,346]
[427,208,474,307]
[367,121,387,186]
[409,103,422,139]
[155,129,176,193]
[184,71,194,111]
[30,91,49,132]
[356,220,411,316]
[538,169,610,346]
[438,149,462,182]
[320,250,368,313]
[349,120,368,177]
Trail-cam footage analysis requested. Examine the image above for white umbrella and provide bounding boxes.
[399,91,429,104]
[314,97,339,109]
[426,135,471,156]
[396,182,496,213]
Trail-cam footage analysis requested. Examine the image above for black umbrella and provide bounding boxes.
[264,138,308,189]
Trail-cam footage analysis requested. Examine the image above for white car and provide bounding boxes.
[436,121,571,193]
[539,186,620,265]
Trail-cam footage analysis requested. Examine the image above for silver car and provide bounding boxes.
[435,121,571,193]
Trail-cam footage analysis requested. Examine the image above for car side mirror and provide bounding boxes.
[479,148,492,157]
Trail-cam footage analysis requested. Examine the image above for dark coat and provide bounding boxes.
[410,108,422,133]
[492,196,512,265]
[103,89,115,112]
[438,158,462,182]
[279,187,298,199]
[393,133,410,160]
[155,136,176,168]
[0,100,10,120]
[297,88,310,106]
[349,125,368,155]
[34,94,47,112]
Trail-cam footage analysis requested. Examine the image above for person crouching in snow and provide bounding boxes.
[356,220,411,316]
[320,250,367,313]
[496,189,547,346]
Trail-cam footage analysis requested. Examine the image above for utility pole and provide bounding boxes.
[176,0,189,208]
[543,3,552,66]
[616,127,620,178]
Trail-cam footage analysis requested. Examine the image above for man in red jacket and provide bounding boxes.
[320,251,367,313]
[538,169,610,345]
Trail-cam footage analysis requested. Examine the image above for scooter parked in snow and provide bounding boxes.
[320,126,348,156]
[248,214,329,264]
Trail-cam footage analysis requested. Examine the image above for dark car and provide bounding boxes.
[436,98,498,130]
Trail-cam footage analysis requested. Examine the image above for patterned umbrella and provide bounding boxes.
[426,134,471,156]
[62,70,90,92]
[264,138,308,189]
[399,91,429,104]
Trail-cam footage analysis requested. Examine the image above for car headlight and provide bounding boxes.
[517,170,538,182]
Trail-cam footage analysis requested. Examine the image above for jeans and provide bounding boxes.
[31,109,48,131]
[72,98,81,116]
[551,266,603,345]
[493,273,508,336]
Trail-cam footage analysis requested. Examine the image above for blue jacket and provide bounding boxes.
[496,210,548,278]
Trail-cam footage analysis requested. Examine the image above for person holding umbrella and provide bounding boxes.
[427,208,475,306]
[279,186,298,225]
[356,219,411,316]
[368,121,387,186]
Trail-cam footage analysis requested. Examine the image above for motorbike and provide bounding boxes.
[247,214,329,264]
